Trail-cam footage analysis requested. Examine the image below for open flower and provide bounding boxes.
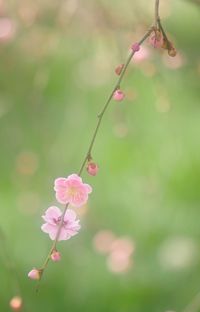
[54,174,92,207]
[41,206,81,241]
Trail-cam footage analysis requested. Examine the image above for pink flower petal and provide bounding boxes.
[42,206,61,223]
[56,192,71,205]
[64,209,76,222]
[67,174,82,182]
[41,223,56,234]
[41,206,81,241]
[54,178,67,190]
[84,184,92,193]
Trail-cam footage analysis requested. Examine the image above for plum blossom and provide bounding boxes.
[41,206,81,241]
[54,174,92,207]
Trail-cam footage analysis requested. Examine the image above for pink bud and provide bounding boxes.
[113,89,125,102]
[51,250,61,262]
[9,296,23,311]
[28,268,41,280]
[149,32,163,48]
[87,162,99,176]
[115,64,124,76]
[131,42,140,52]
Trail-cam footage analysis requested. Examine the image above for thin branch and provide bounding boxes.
[78,27,153,177]
[155,0,160,27]
[157,18,172,50]
[36,27,153,290]
[36,1,163,289]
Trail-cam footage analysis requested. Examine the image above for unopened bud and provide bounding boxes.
[87,162,99,176]
[28,268,41,280]
[113,89,125,102]
[131,42,140,52]
[168,47,177,57]
[51,250,61,262]
[149,31,163,48]
[115,64,124,76]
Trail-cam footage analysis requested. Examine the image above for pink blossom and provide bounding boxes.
[87,162,99,176]
[54,174,92,207]
[41,206,81,241]
[28,268,41,280]
[113,89,125,101]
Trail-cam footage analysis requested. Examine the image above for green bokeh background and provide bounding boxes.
[0,0,200,311]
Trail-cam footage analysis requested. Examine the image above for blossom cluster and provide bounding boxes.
[28,173,94,280]
[43,173,92,241]
[149,28,177,56]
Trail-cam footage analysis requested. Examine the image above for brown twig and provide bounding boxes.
[35,1,161,289]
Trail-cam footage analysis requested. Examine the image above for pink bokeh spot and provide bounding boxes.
[133,46,150,63]
[9,296,23,311]
[41,206,81,241]
[0,18,16,43]
[54,174,92,207]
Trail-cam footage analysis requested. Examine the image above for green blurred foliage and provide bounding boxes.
[0,0,200,311]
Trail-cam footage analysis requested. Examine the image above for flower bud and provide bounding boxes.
[28,268,41,280]
[115,64,124,76]
[87,162,99,176]
[149,31,163,48]
[131,42,140,52]
[9,296,23,311]
[168,47,177,57]
[113,89,125,101]
[51,250,61,262]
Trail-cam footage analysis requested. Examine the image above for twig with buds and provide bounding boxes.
[28,0,177,288]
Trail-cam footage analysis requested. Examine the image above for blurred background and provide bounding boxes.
[0,0,200,311]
